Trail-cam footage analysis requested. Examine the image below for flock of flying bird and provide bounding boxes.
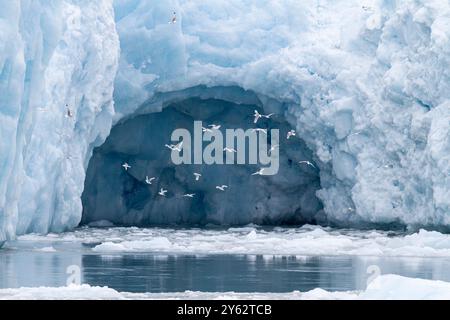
[121,110,317,199]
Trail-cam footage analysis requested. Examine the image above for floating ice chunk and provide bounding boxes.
[61,226,450,257]
[360,275,450,300]
[92,237,172,252]
[3,275,450,300]
[36,246,57,253]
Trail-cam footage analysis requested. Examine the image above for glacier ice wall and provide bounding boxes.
[0,0,449,241]
[111,0,449,229]
[0,0,119,242]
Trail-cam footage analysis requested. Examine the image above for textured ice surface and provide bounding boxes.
[0,284,355,300]
[0,1,119,241]
[2,275,450,300]
[1,0,450,241]
[16,225,450,257]
[111,0,450,229]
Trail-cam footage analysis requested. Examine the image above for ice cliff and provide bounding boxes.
[0,0,119,242]
[1,0,449,241]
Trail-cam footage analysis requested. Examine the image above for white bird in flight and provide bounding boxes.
[299,160,316,169]
[193,173,202,181]
[223,147,237,153]
[254,110,262,124]
[287,130,296,139]
[183,193,195,198]
[122,163,131,171]
[145,176,156,185]
[165,141,183,152]
[253,110,274,124]
[209,124,221,130]
[216,185,228,191]
[66,154,79,160]
[269,144,279,154]
[158,188,168,196]
[262,113,274,119]
[170,12,177,24]
[251,128,267,135]
[252,168,267,176]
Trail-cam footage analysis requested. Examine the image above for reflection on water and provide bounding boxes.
[81,254,356,293]
[1,241,450,293]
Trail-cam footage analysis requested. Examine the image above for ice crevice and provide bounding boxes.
[0,0,449,241]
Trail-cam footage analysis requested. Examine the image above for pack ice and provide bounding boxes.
[0,0,449,243]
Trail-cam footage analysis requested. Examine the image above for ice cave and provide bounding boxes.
[81,86,323,226]
[0,0,449,244]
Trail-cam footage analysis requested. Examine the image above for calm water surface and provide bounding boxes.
[1,240,450,293]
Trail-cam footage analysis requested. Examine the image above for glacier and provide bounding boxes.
[0,0,449,242]
[0,0,119,244]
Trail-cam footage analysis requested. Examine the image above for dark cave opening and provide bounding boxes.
[81,92,324,227]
